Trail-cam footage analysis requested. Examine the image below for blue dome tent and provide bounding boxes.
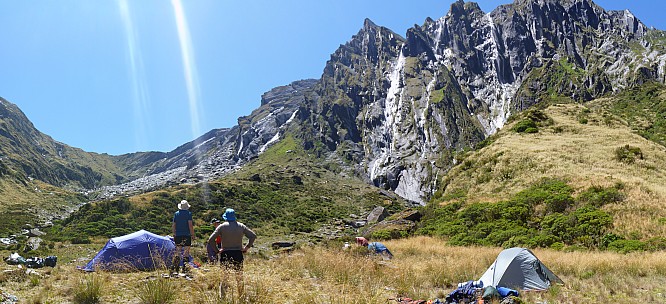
[83,230,175,272]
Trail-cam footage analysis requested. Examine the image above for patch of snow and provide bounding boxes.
[259,132,280,153]
[193,136,215,150]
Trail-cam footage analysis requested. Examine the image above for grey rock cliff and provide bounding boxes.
[96,0,666,205]
[294,0,666,204]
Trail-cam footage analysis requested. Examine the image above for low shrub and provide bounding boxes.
[577,185,625,207]
[421,179,616,249]
[70,236,92,244]
[607,239,646,253]
[614,145,644,163]
[512,119,538,133]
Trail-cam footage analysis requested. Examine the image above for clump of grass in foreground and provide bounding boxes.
[4,236,666,303]
[136,277,177,304]
[72,275,103,304]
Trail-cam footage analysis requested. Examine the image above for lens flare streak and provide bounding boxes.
[119,0,150,151]
[172,0,203,139]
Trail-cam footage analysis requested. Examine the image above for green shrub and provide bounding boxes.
[550,242,565,251]
[577,185,625,207]
[370,229,407,240]
[503,235,531,248]
[525,109,552,123]
[528,233,560,248]
[601,233,625,249]
[614,145,644,163]
[70,236,92,244]
[421,180,616,249]
[513,178,574,214]
[512,119,538,133]
[607,239,646,253]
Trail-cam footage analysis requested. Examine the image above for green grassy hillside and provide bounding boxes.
[0,176,85,236]
[423,94,666,251]
[49,134,407,243]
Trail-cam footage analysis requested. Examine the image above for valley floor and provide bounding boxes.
[1,236,665,303]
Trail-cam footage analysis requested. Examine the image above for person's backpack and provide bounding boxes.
[25,257,44,268]
[45,256,57,267]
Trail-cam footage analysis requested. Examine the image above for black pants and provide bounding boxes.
[220,250,243,271]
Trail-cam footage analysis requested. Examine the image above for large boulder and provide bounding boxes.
[24,237,42,252]
[366,206,388,224]
[363,219,417,240]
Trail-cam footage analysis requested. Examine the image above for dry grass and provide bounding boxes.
[2,236,665,303]
[442,103,666,239]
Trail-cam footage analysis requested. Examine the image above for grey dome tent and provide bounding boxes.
[479,247,563,290]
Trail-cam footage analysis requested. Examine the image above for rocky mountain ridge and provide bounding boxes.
[1,0,665,208]
[293,0,666,203]
[95,79,318,199]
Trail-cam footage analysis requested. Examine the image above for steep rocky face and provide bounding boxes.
[8,0,664,207]
[420,0,664,134]
[299,16,486,203]
[296,0,666,204]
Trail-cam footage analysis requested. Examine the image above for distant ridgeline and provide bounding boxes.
[1,0,666,246]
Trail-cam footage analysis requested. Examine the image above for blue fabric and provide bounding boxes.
[368,242,392,256]
[173,210,192,236]
[445,281,477,303]
[83,230,175,271]
[222,208,237,221]
[207,242,218,262]
[497,286,519,297]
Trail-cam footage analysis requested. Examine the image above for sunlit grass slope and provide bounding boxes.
[0,177,85,235]
[2,236,664,303]
[437,102,666,240]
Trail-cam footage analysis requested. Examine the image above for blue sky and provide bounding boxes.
[0,0,664,155]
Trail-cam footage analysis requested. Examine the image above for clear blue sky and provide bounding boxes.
[0,0,663,155]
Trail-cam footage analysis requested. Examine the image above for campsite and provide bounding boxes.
[1,236,665,303]
[2,0,666,302]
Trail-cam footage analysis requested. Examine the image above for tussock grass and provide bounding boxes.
[440,103,666,239]
[136,277,177,304]
[72,274,103,304]
[1,237,666,302]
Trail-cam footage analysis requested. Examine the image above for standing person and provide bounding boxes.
[207,208,256,269]
[207,208,256,298]
[206,218,222,264]
[172,200,194,273]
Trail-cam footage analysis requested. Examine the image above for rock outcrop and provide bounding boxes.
[4,0,665,209]
[293,0,666,204]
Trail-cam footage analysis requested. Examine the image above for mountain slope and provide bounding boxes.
[0,98,134,189]
[53,134,408,242]
[95,79,318,199]
[291,0,666,204]
[434,93,666,240]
